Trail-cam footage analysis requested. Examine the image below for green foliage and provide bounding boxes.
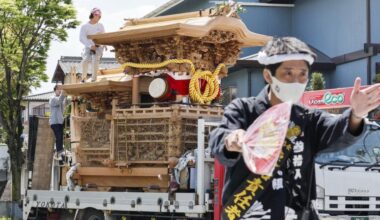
[64,101,71,116]
[214,0,246,17]
[374,74,380,84]
[0,0,78,201]
[224,0,246,14]
[308,72,326,91]
[0,127,5,143]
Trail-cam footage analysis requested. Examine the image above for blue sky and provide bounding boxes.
[31,0,168,94]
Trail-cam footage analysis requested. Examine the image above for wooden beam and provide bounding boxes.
[332,48,375,65]
[115,161,169,165]
[62,80,132,96]
[77,167,168,177]
[99,68,124,75]
[78,176,169,188]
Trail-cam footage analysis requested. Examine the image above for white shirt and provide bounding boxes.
[79,22,105,48]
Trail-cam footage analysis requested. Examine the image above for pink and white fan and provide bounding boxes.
[242,102,292,176]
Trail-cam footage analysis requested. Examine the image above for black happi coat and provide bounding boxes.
[209,86,367,220]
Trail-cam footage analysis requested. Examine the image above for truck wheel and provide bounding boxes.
[82,208,104,220]
[205,212,213,220]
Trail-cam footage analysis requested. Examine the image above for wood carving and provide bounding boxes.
[60,8,271,190]
[114,33,239,76]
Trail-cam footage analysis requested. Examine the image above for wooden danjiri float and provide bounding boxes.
[62,4,271,191]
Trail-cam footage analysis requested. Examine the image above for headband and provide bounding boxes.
[256,51,315,65]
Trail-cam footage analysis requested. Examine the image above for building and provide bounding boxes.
[51,56,120,84]
[23,56,120,123]
[22,91,55,123]
[145,0,380,98]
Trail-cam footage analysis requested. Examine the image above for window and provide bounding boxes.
[32,104,49,117]
[220,86,237,106]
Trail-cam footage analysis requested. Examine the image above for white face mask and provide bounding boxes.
[269,75,307,103]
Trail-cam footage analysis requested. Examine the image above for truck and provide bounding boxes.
[23,117,222,220]
[315,128,380,217]
[21,6,380,220]
[301,87,380,217]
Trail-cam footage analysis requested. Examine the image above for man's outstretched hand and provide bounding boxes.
[349,77,380,133]
[350,77,380,118]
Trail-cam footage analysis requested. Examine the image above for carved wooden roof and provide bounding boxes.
[90,11,271,47]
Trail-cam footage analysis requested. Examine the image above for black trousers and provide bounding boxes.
[51,124,64,153]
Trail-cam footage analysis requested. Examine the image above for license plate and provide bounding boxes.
[351,217,369,220]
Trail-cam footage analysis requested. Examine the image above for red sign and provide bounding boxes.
[301,86,368,109]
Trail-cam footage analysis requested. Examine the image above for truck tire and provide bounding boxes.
[82,208,104,220]
[205,212,213,220]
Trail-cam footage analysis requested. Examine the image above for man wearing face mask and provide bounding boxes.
[209,37,380,220]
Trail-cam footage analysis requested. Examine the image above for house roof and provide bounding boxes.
[259,0,296,4]
[23,91,55,102]
[143,0,184,18]
[234,45,336,71]
[51,56,120,83]
[143,0,296,19]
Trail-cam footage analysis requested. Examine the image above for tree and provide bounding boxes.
[308,72,325,91]
[0,0,78,201]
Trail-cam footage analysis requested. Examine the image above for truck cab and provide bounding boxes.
[315,121,380,216]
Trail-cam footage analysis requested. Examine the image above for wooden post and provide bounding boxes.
[31,117,54,190]
[173,106,182,157]
[70,98,78,162]
[112,99,118,117]
[70,67,77,84]
[110,99,118,162]
[132,75,140,105]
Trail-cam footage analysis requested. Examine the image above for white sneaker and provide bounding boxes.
[54,151,65,160]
